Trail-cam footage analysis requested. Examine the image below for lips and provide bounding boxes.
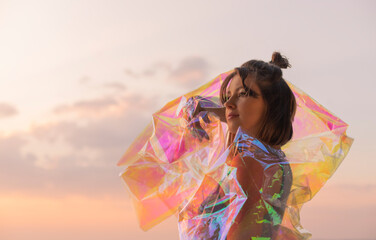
[227,113,239,120]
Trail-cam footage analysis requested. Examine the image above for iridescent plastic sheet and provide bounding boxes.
[117,71,353,239]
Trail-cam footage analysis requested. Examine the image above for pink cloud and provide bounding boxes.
[124,61,172,79]
[103,82,126,91]
[0,102,18,118]
[53,97,119,115]
[0,93,158,198]
[168,56,210,88]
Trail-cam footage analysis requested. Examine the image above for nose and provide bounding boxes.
[224,96,236,109]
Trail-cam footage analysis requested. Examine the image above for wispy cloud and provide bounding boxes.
[123,56,211,88]
[52,97,119,116]
[78,75,91,85]
[0,92,157,198]
[168,56,210,88]
[124,61,171,79]
[0,102,18,118]
[124,68,139,79]
[103,82,126,91]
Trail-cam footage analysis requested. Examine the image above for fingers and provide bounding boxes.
[195,128,209,141]
[188,121,200,141]
[188,119,210,142]
[197,124,209,141]
[190,121,203,142]
[190,102,202,122]
[201,113,211,124]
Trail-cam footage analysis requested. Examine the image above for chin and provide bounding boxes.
[227,125,239,134]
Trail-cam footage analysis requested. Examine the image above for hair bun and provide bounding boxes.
[269,52,291,69]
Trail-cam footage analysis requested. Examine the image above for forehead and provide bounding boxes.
[226,74,257,92]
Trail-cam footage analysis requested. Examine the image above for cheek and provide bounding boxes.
[241,102,265,125]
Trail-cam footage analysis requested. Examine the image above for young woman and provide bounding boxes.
[185,52,295,239]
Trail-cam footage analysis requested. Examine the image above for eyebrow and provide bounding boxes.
[226,86,244,95]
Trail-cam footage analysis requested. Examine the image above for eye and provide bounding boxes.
[238,91,247,97]
[247,89,259,98]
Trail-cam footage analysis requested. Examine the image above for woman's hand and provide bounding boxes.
[184,96,226,142]
[187,111,211,142]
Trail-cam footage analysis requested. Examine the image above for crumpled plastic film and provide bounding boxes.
[117,71,353,239]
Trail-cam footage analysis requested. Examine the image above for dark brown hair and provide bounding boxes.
[220,52,296,147]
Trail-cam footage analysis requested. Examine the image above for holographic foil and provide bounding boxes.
[118,71,353,239]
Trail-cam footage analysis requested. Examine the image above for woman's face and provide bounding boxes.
[224,74,266,137]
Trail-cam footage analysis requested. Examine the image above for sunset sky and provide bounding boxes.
[0,1,375,239]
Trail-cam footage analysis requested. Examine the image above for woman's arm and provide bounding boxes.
[186,96,226,123]
[201,106,226,122]
[226,155,285,239]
